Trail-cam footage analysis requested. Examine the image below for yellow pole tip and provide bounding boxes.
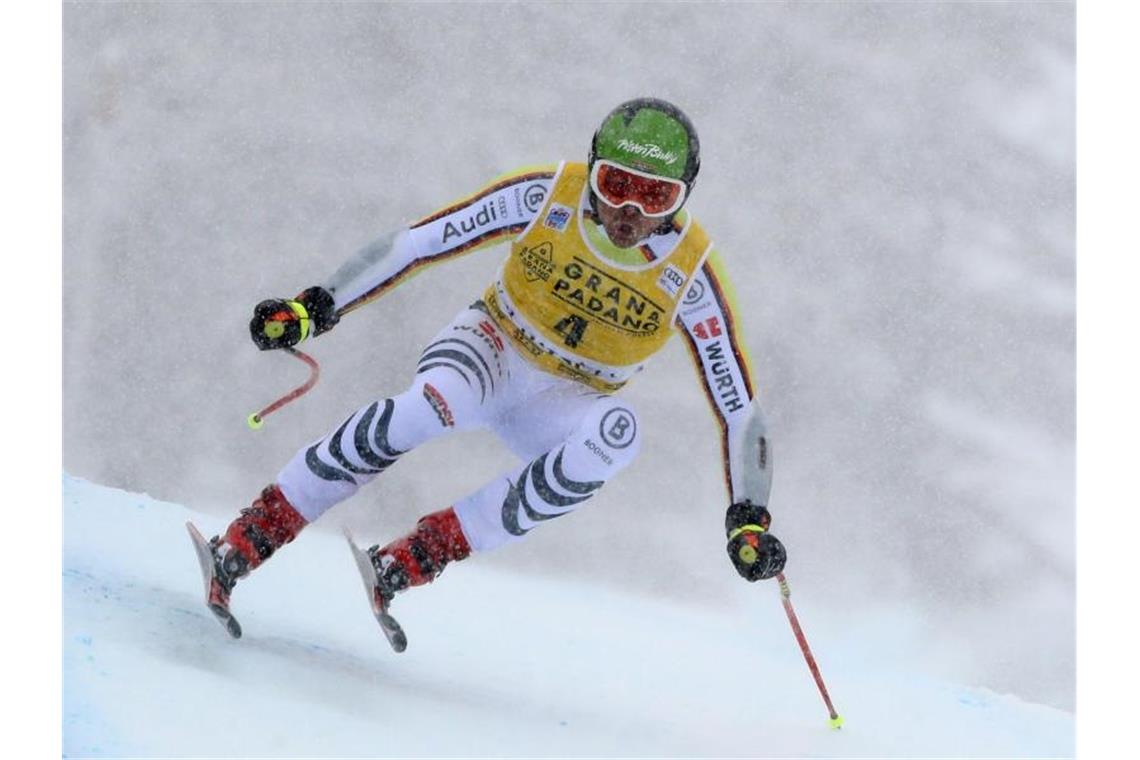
[829,715,844,730]
[247,413,264,430]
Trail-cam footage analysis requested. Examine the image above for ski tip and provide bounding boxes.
[186,520,210,543]
[343,526,363,551]
[186,521,211,550]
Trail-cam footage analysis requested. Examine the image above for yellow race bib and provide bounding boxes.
[483,162,711,391]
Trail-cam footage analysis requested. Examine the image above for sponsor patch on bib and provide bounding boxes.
[657,264,687,298]
[543,203,573,232]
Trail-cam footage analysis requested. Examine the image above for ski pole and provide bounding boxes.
[776,572,843,729]
[246,347,321,430]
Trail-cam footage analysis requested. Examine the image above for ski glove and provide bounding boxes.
[725,501,787,581]
[249,286,339,351]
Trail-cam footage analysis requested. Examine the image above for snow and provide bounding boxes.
[64,474,1072,758]
[61,3,1076,716]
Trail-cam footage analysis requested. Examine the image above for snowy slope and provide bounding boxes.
[63,475,1073,758]
[64,3,1075,712]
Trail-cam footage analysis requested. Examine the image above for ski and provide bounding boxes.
[185,521,243,639]
[344,528,408,653]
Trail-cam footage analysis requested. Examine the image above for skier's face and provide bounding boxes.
[595,198,661,248]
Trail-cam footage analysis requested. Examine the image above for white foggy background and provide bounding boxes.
[62,2,1074,710]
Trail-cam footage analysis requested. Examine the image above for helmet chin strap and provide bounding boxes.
[653,213,679,236]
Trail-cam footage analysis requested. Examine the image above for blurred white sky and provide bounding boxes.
[4,2,1140,758]
[59,1,1078,711]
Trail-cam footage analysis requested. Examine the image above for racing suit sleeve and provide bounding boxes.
[675,249,773,508]
[321,164,559,316]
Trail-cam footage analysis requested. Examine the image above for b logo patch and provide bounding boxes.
[523,183,548,213]
[599,407,637,450]
[684,279,705,305]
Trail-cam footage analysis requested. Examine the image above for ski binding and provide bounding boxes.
[186,521,242,639]
[344,528,408,653]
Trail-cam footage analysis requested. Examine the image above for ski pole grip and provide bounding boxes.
[263,320,286,340]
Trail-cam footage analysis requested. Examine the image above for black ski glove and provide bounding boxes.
[249,286,339,351]
[725,500,787,581]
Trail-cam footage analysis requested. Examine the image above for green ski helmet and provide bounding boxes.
[588,97,701,196]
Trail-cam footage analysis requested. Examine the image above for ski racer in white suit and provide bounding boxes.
[204,98,787,641]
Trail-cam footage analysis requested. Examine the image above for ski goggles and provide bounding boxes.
[589,160,688,217]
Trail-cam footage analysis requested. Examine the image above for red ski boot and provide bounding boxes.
[345,507,471,652]
[187,484,308,638]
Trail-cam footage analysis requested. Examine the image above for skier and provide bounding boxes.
[190,97,787,648]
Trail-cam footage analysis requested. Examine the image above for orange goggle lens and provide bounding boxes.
[589,160,687,217]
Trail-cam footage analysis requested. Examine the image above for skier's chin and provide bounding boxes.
[607,223,642,249]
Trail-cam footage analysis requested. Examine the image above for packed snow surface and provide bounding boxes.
[63,475,1073,757]
[64,2,1075,714]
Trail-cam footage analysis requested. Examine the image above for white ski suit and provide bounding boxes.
[276,162,772,552]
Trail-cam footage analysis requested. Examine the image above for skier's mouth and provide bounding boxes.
[599,207,646,248]
[608,222,639,246]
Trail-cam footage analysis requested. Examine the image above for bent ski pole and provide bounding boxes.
[776,572,843,729]
[247,348,321,430]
